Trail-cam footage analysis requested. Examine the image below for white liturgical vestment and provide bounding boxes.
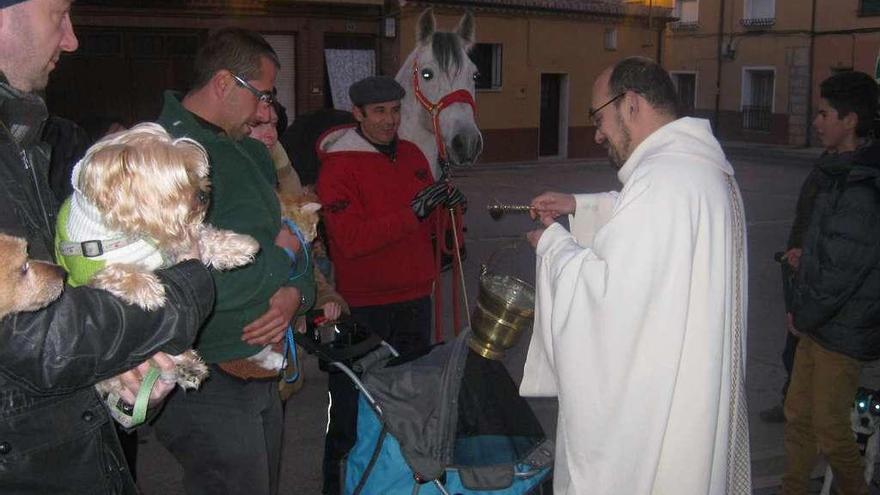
[521,117,751,494]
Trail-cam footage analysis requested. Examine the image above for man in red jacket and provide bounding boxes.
[316,75,464,494]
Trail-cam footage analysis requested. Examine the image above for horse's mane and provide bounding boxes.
[431,32,466,77]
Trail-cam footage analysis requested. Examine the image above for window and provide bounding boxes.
[263,34,296,120]
[604,28,618,51]
[469,43,502,90]
[743,0,775,26]
[674,0,699,23]
[670,72,697,116]
[669,0,699,30]
[77,32,123,57]
[129,33,198,59]
[741,68,775,131]
[323,35,376,110]
[861,0,880,15]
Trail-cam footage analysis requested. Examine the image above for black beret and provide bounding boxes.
[349,76,406,107]
[0,0,27,7]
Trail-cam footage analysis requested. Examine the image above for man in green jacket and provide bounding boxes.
[152,28,315,495]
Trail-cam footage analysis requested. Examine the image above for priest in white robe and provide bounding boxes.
[520,57,751,495]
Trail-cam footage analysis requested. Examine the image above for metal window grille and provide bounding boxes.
[672,73,696,116]
[743,69,773,131]
[862,0,880,15]
[742,106,772,131]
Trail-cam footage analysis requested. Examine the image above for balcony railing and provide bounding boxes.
[740,17,776,28]
[742,105,772,131]
[669,21,700,31]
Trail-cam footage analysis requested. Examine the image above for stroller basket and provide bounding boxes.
[341,330,553,494]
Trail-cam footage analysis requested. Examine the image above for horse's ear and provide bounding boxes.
[417,8,435,45]
[456,10,476,50]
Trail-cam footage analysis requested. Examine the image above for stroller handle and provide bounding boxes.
[352,344,398,374]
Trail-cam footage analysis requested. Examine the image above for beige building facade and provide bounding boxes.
[664,0,880,146]
[50,0,880,161]
[401,0,673,162]
[54,0,387,126]
[53,0,676,164]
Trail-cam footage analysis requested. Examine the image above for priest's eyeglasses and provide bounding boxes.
[231,73,276,106]
[588,92,625,127]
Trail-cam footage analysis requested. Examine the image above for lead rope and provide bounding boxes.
[409,57,477,342]
[432,157,469,342]
[448,206,471,330]
[280,218,310,383]
[433,202,466,341]
[727,175,752,493]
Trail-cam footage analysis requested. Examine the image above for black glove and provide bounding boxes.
[411,181,450,220]
[445,187,467,211]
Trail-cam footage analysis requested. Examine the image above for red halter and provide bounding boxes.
[410,57,477,167]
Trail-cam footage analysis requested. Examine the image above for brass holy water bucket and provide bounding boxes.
[467,264,536,360]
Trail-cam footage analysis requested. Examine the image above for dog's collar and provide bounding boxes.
[59,236,140,258]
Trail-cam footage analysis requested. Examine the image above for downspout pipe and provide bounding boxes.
[714,0,726,135]
[806,0,817,146]
[655,0,663,63]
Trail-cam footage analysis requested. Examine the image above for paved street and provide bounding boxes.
[136,142,880,494]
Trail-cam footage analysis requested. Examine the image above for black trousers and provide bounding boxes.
[153,367,283,495]
[322,296,432,494]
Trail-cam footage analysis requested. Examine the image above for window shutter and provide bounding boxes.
[263,34,296,126]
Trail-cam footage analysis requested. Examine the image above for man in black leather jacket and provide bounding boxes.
[0,1,215,493]
[782,71,880,495]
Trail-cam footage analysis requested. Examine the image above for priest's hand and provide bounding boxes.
[526,228,545,249]
[530,191,575,223]
[783,248,803,270]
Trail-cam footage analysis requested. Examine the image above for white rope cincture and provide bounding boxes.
[727,175,752,494]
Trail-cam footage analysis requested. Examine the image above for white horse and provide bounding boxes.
[396,8,484,179]
[281,9,482,182]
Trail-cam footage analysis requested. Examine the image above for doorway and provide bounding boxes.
[539,73,569,158]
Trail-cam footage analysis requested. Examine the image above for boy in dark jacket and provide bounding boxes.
[782,71,880,495]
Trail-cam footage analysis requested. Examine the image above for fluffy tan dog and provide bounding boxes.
[56,122,259,394]
[0,234,65,319]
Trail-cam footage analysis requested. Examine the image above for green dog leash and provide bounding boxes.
[130,365,162,426]
[106,365,163,428]
[104,365,162,428]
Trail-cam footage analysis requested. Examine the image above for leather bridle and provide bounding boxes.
[409,56,477,171]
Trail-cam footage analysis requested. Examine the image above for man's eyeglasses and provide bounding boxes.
[588,92,625,126]
[231,73,275,106]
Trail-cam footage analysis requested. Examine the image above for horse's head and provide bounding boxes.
[397,9,483,177]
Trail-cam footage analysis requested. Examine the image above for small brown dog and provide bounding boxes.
[0,234,65,319]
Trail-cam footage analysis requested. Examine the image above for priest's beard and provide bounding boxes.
[607,114,632,169]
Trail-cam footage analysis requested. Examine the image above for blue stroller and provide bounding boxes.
[310,329,554,494]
